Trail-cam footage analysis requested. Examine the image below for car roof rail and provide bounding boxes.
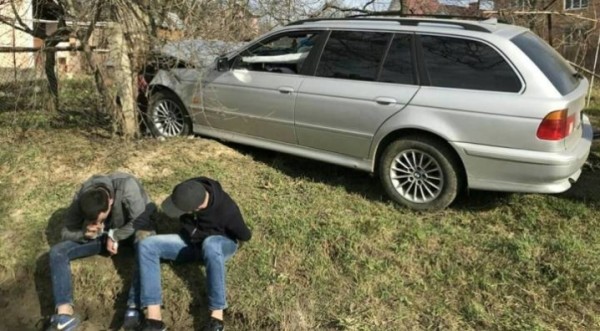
[287,12,497,33]
[349,11,489,20]
[353,11,506,24]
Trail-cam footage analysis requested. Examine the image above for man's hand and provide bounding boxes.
[106,237,118,255]
[84,223,103,239]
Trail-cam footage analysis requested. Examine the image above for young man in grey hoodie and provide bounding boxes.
[46,172,156,331]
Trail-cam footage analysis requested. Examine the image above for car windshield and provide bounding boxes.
[511,31,579,95]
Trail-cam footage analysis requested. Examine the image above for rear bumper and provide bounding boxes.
[452,115,593,193]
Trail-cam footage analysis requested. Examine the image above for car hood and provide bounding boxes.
[157,39,246,68]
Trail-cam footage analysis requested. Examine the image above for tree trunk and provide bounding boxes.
[81,42,119,135]
[109,22,139,139]
[44,46,59,112]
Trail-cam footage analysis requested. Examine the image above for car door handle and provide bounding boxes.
[278,87,294,94]
[375,97,397,105]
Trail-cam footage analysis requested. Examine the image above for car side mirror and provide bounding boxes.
[216,56,229,71]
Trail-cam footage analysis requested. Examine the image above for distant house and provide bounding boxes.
[388,0,484,17]
[0,1,37,71]
[438,2,483,16]
[402,0,441,14]
[222,3,259,41]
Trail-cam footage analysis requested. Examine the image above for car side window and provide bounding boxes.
[316,31,390,81]
[420,35,522,92]
[379,34,415,85]
[233,31,321,74]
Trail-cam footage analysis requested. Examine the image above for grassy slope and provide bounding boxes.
[0,88,599,330]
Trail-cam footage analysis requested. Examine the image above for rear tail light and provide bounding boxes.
[536,109,575,141]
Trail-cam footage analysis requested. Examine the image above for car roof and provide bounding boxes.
[285,17,528,39]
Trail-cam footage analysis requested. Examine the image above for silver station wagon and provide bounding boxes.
[146,16,594,210]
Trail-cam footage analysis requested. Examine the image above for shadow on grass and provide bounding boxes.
[452,190,514,211]
[221,142,512,212]
[556,151,600,208]
[170,264,209,331]
[35,208,66,324]
[224,142,389,201]
[107,244,137,330]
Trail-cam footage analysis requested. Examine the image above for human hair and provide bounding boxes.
[79,186,110,221]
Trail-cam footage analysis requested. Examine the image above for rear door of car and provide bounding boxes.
[196,30,324,144]
[294,30,420,158]
[408,34,526,149]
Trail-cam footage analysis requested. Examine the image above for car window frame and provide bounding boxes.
[230,29,327,76]
[311,29,392,82]
[415,33,525,94]
[377,32,419,86]
[511,31,578,96]
[305,29,419,86]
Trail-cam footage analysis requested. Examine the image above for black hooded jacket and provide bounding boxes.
[179,177,251,245]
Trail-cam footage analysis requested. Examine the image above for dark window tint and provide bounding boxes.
[421,35,522,92]
[512,32,579,95]
[380,34,414,85]
[316,31,389,81]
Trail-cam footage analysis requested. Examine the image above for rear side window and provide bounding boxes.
[512,32,579,95]
[420,35,522,92]
[380,34,415,85]
[316,31,389,81]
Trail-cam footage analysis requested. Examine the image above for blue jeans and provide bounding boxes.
[137,234,237,310]
[49,237,140,308]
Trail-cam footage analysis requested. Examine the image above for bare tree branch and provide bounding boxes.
[82,0,102,44]
[8,0,38,37]
[0,14,31,34]
[362,0,376,11]
[321,2,372,14]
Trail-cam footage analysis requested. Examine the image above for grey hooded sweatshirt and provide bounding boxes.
[61,172,154,242]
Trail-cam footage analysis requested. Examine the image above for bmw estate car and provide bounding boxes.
[144,16,594,210]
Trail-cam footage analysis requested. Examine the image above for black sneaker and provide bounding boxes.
[122,307,142,330]
[46,314,80,331]
[204,317,224,331]
[141,318,166,331]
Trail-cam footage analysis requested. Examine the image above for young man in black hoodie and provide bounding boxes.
[137,177,251,331]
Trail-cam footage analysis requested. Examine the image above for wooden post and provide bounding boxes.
[12,24,17,82]
[587,30,600,106]
[547,13,553,47]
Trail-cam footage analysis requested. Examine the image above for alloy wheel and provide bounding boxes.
[389,149,444,204]
[152,99,185,137]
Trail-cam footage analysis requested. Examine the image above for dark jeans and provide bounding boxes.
[49,236,140,308]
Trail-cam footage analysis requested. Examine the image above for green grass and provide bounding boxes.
[0,86,599,330]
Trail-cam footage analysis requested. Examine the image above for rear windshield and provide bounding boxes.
[511,32,579,95]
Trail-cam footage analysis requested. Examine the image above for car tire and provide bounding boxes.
[379,136,462,211]
[146,90,191,137]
